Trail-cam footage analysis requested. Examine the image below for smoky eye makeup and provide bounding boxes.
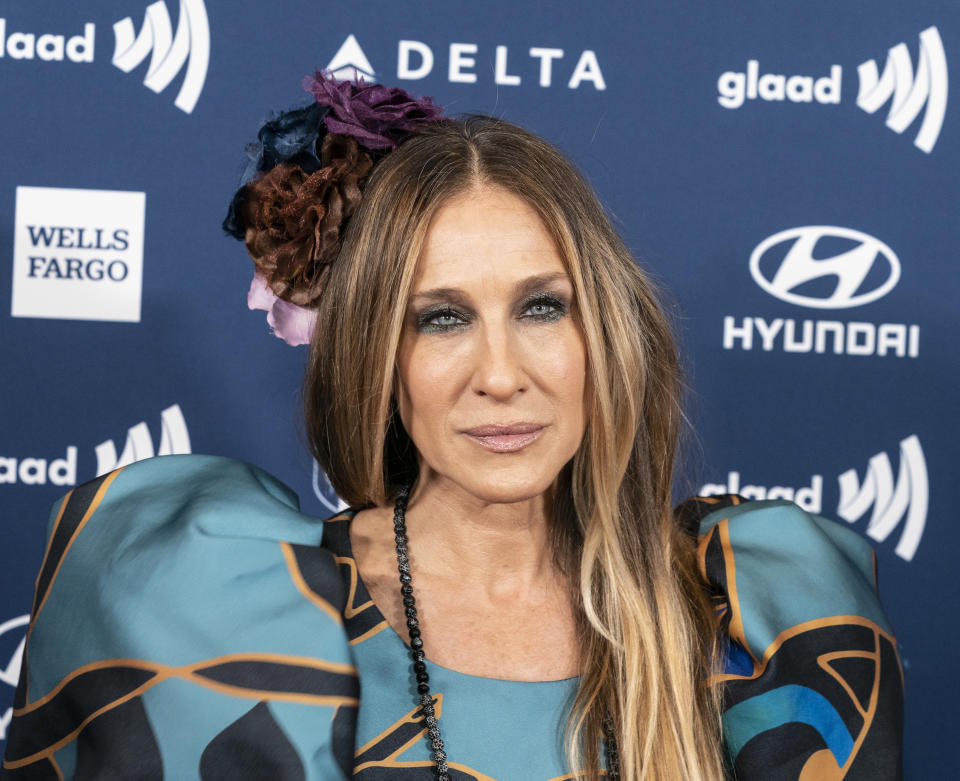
[517,290,570,322]
[408,283,573,334]
[413,305,472,333]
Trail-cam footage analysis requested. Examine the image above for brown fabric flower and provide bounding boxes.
[240,133,373,306]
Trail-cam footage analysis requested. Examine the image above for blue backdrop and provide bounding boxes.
[2,1,956,776]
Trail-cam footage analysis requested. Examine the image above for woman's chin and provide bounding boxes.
[440,470,556,507]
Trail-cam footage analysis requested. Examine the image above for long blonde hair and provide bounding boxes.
[305,116,726,779]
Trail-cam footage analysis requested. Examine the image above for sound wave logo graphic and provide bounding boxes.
[111,0,210,114]
[94,404,192,477]
[837,435,928,561]
[857,26,948,153]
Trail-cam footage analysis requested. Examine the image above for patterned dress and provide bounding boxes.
[1,455,903,779]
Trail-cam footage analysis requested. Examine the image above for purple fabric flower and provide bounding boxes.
[302,70,445,150]
[248,272,318,346]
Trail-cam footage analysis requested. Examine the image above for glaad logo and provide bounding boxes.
[112,0,210,114]
[749,226,900,309]
[717,26,947,153]
[717,62,841,108]
[699,435,928,562]
[95,404,191,476]
[11,186,146,323]
[0,1,209,115]
[0,19,94,62]
[0,614,29,740]
[700,473,824,513]
[0,405,190,486]
[326,34,606,90]
[0,448,76,486]
[857,26,948,154]
[837,435,928,562]
[724,226,920,358]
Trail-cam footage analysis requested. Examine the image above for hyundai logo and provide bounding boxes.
[749,226,901,309]
[0,615,28,691]
[312,461,347,513]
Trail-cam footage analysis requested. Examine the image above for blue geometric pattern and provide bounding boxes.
[723,684,854,766]
[1,461,903,779]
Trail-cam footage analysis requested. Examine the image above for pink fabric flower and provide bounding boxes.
[247,272,317,346]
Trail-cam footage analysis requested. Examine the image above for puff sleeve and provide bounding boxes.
[1,455,357,781]
[678,496,904,780]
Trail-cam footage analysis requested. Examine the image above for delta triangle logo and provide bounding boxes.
[326,34,375,82]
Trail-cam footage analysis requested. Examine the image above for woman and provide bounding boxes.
[2,73,902,780]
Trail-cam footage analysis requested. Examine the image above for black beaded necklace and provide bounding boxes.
[390,484,620,779]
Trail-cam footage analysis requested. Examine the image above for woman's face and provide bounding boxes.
[396,185,587,505]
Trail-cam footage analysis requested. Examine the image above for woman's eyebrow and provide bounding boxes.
[514,272,570,297]
[411,272,571,306]
[409,287,471,307]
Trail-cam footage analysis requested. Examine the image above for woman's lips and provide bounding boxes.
[461,423,544,453]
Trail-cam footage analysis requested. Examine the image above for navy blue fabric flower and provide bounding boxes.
[223,102,329,238]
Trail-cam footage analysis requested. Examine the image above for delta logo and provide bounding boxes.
[324,33,606,90]
[716,26,948,153]
[0,0,209,114]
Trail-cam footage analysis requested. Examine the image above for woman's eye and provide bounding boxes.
[417,308,468,332]
[527,302,555,316]
[415,296,567,332]
[432,312,462,327]
[521,296,566,321]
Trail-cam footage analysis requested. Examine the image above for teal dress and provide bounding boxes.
[1,455,903,779]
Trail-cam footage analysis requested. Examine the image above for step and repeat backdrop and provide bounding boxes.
[1,0,956,776]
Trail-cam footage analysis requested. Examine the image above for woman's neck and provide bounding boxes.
[404,472,559,600]
[347,471,580,680]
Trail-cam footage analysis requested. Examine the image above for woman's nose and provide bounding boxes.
[469,325,527,400]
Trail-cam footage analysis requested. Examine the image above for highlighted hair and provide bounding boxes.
[305,116,725,779]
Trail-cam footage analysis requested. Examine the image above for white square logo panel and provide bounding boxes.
[11,186,146,322]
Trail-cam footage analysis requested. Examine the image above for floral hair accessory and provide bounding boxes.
[240,133,372,308]
[302,72,445,150]
[247,271,317,346]
[224,71,447,345]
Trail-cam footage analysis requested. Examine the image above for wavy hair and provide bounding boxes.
[304,116,726,780]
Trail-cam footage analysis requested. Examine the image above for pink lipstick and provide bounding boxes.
[461,423,544,453]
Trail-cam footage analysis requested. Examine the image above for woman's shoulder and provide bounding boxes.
[4,454,357,778]
[679,495,904,778]
[30,453,353,650]
[33,454,352,633]
[52,453,326,543]
[677,494,891,634]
